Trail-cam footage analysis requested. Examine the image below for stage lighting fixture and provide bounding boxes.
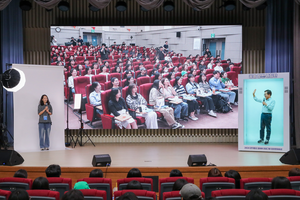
[140,6,149,12]
[220,0,236,11]
[163,1,174,12]
[0,68,26,93]
[89,4,100,12]
[116,1,127,12]
[58,1,70,12]
[19,0,32,11]
[256,2,267,10]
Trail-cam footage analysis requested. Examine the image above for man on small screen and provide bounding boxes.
[253,89,276,145]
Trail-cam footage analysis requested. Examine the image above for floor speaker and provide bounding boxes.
[92,154,111,167]
[0,150,24,166]
[280,149,300,165]
[187,154,207,166]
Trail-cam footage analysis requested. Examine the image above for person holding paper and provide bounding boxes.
[253,89,275,145]
[173,77,198,121]
[161,78,189,122]
[108,88,137,129]
[149,80,182,129]
[187,74,217,117]
[89,82,103,115]
[38,94,52,151]
[126,84,158,129]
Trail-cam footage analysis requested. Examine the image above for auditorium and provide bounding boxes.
[0,0,300,200]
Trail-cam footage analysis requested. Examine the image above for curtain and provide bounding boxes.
[88,0,112,9]
[0,0,24,146]
[294,1,300,148]
[182,0,214,11]
[296,0,300,5]
[0,0,11,11]
[239,0,267,8]
[34,0,61,10]
[265,0,294,146]
[135,0,164,10]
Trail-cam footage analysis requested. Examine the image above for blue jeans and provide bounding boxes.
[260,113,272,141]
[171,102,188,119]
[220,91,236,104]
[38,123,51,149]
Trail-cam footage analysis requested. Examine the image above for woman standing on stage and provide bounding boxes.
[38,94,52,151]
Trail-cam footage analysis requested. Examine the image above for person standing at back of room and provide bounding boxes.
[38,94,52,151]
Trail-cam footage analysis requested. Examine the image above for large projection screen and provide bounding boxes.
[13,64,65,152]
[238,73,290,152]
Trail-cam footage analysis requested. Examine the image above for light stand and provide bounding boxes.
[73,94,95,148]
[65,87,75,147]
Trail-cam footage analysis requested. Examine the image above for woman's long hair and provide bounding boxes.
[39,94,50,106]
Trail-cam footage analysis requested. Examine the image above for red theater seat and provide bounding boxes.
[206,69,214,74]
[0,189,11,200]
[240,178,273,190]
[263,189,300,199]
[211,189,250,200]
[206,74,213,82]
[77,178,112,200]
[27,190,60,200]
[114,190,156,200]
[0,178,33,191]
[117,178,153,191]
[92,74,111,84]
[47,177,72,198]
[199,177,235,198]
[137,76,151,86]
[74,76,90,98]
[287,176,300,190]
[227,71,238,86]
[80,189,107,200]
[163,191,205,200]
[159,177,194,200]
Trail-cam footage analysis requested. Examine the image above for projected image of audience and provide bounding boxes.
[51,26,242,129]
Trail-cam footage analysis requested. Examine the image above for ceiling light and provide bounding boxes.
[58,1,70,12]
[116,1,127,12]
[163,1,174,12]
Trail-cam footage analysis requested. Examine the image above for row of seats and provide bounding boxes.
[3,176,300,199]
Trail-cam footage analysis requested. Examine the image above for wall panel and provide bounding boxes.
[23,0,265,142]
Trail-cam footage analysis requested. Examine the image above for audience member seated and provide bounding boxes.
[161,78,188,122]
[77,65,84,76]
[181,71,188,78]
[220,72,238,105]
[85,67,94,84]
[224,170,241,189]
[225,63,234,72]
[180,183,202,200]
[154,73,162,81]
[89,82,103,115]
[118,192,139,200]
[209,71,236,106]
[167,72,175,81]
[111,77,122,90]
[68,69,77,95]
[187,74,216,118]
[100,65,110,82]
[124,70,134,79]
[137,68,148,78]
[8,190,30,200]
[32,177,50,190]
[169,169,183,177]
[207,168,222,177]
[13,169,28,178]
[126,180,143,190]
[62,190,85,200]
[114,65,122,73]
[172,179,188,191]
[125,76,135,87]
[199,60,206,71]
[245,189,268,200]
[89,169,103,178]
[289,167,300,176]
[127,168,142,178]
[45,164,61,177]
[174,77,198,121]
[74,181,90,189]
[271,176,292,189]
[109,88,138,129]
[126,84,158,129]
[190,69,197,77]
[162,67,169,76]
[151,68,158,76]
[207,59,214,70]
[149,80,182,129]
[214,61,223,73]
[173,66,179,73]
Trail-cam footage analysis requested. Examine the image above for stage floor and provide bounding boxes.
[18,143,284,167]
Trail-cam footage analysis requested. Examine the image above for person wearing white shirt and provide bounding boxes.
[85,67,94,84]
[89,82,103,115]
[207,59,214,69]
[164,53,172,62]
[67,69,77,94]
[214,61,223,73]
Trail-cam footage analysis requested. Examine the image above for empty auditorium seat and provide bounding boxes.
[159,177,194,200]
[80,189,107,200]
[114,190,156,200]
[78,178,112,200]
[240,178,273,190]
[226,71,238,86]
[0,189,11,200]
[232,66,241,74]
[0,178,33,191]
[263,189,300,200]
[92,74,111,84]
[47,177,72,198]
[137,77,151,86]
[199,177,235,198]
[104,82,112,90]
[206,69,214,74]
[211,189,250,200]
[163,191,205,200]
[74,76,90,98]
[27,190,60,200]
[110,73,121,80]
[117,178,153,191]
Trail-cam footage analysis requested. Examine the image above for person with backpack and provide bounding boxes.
[186,74,217,117]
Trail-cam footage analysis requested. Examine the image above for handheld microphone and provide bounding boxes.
[263,98,265,102]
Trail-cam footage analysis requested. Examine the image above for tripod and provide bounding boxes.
[73,106,95,148]
[65,88,75,147]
